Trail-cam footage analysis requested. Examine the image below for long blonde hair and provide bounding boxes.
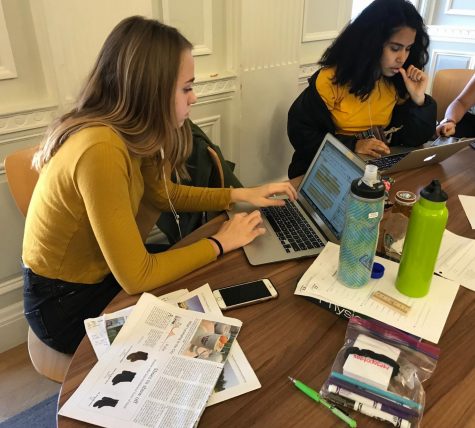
[34,16,193,178]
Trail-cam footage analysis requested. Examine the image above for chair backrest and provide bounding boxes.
[431,68,475,122]
[4,145,39,216]
[5,145,72,383]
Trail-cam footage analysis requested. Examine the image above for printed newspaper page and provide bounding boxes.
[84,289,189,358]
[176,284,261,406]
[60,292,241,428]
[84,284,261,406]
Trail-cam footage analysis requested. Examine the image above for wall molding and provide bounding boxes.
[0,4,17,80]
[302,30,339,43]
[193,115,222,148]
[298,62,318,86]
[0,275,22,297]
[0,106,57,136]
[193,74,237,98]
[194,95,234,107]
[0,275,27,352]
[428,49,475,83]
[162,0,213,56]
[302,0,348,43]
[0,128,50,175]
[444,0,475,16]
[418,0,436,23]
[0,75,235,131]
[428,25,475,43]
[0,300,28,352]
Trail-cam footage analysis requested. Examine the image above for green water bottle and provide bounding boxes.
[395,180,448,297]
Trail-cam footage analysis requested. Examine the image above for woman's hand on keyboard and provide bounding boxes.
[355,138,390,158]
[212,211,266,254]
[230,182,297,207]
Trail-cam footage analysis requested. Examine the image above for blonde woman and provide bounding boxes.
[23,16,296,354]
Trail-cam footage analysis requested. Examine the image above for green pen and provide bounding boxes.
[288,377,357,427]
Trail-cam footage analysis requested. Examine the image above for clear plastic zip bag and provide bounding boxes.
[320,317,440,427]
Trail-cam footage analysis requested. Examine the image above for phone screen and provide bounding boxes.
[219,280,272,306]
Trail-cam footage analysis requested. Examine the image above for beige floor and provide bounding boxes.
[0,342,61,422]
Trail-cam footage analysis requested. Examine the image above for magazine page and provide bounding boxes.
[59,293,241,428]
[84,284,261,405]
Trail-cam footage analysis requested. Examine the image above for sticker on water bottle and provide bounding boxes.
[368,212,379,219]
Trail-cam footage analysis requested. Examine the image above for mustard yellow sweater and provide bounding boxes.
[316,67,400,135]
[22,126,231,294]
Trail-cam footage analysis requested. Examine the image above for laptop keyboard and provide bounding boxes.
[367,152,408,170]
[261,200,324,253]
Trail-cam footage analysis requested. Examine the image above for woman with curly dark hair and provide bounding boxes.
[287,0,436,178]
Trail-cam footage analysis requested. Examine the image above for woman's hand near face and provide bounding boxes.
[211,211,265,254]
[399,65,428,106]
[230,182,298,207]
[355,138,390,158]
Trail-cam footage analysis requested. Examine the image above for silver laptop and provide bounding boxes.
[360,136,475,173]
[229,133,366,266]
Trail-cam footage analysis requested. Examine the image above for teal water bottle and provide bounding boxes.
[395,180,448,297]
[337,165,385,288]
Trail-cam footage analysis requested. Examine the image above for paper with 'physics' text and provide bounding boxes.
[295,242,459,343]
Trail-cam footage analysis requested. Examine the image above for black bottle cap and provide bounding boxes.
[420,180,448,202]
[351,179,385,199]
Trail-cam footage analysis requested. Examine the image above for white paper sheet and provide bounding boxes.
[295,242,459,343]
[61,293,242,428]
[459,195,475,229]
[436,229,475,291]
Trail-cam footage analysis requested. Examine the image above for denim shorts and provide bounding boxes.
[23,267,121,354]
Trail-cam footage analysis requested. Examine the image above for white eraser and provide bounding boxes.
[342,334,400,390]
[354,334,401,361]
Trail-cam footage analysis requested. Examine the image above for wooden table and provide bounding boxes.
[58,146,475,427]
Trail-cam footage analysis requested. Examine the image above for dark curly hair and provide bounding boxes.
[318,0,429,100]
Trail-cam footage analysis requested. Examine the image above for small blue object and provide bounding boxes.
[371,262,385,279]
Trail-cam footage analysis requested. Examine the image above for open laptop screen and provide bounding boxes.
[299,139,364,239]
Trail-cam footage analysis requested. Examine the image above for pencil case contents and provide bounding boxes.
[320,316,440,427]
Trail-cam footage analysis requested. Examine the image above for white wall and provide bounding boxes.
[0,0,474,352]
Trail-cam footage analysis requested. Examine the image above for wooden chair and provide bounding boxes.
[4,145,39,216]
[431,68,475,122]
[4,146,72,383]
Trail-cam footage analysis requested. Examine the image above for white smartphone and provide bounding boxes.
[213,278,278,311]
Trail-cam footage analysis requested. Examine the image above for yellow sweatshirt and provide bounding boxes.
[316,67,400,135]
[22,126,231,294]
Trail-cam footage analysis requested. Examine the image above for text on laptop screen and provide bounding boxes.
[300,141,363,239]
